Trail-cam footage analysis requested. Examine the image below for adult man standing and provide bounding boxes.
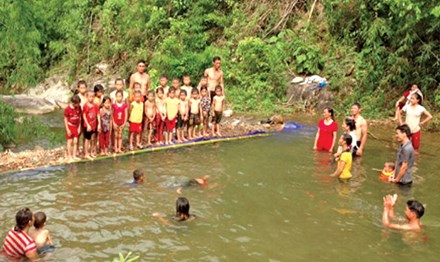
[129,60,151,100]
[204,56,224,101]
[390,124,415,186]
[350,102,368,156]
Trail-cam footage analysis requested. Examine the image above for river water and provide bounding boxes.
[0,118,439,261]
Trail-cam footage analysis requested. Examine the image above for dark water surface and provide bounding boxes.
[0,122,439,261]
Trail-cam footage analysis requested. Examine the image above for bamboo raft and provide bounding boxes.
[0,131,270,176]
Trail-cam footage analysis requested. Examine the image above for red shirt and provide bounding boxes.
[2,228,36,259]
[64,105,82,126]
[112,102,128,126]
[317,119,338,151]
[83,103,99,130]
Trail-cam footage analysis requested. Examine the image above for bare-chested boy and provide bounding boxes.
[129,60,151,100]
[176,90,189,142]
[204,56,224,101]
[181,75,193,102]
[158,76,169,97]
[211,86,225,137]
[351,102,368,156]
[144,91,156,146]
[171,78,181,97]
[155,87,167,145]
[188,89,203,139]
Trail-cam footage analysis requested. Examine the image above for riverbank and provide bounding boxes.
[0,115,269,174]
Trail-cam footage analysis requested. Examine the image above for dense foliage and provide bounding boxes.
[0,0,439,116]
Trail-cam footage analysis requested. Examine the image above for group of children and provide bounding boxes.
[64,76,225,161]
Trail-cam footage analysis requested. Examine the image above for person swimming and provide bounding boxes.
[152,197,195,225]
[382,194,425,231]
[130,169,145,185]
[159,175,208,193]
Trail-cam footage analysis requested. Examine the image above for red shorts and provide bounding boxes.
[66,125,79,140]
[165,117,176,132]
[129,122,142,133]
[410,130,420,150]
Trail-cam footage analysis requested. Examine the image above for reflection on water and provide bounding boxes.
[0,126,440,261]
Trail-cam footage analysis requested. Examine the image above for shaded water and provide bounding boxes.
[0,123,439,261]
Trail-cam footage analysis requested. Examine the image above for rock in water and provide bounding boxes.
[0,95,57,114]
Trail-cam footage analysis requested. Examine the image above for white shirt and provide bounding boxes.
[403,104,425,133]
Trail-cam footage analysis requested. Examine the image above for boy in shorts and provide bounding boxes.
[64,95,82,161]
[82,91,101,159]
[200,86,211,137]
[164,87,180,145]
[188,89,203,139]
[128,91,144,150]
[211,86,225,137]
[176,90,189,142]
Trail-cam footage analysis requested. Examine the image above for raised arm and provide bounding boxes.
[397,108,404,125]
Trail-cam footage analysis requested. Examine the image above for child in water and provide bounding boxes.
[330,134,353,179]
[379,162,395,182]
[153,197,195,224]
[29,212,54,255]
[131,169,145,185]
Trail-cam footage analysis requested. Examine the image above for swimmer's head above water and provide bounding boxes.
[175,197,190,221]
[133,169,145,184]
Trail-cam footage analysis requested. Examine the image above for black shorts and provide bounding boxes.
[83,129,97,140]
[176,114,187,128]
[212,111,222,124]
[189,113,201,126]
[210,91,216,103]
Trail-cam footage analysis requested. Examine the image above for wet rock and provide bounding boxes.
[223,109,233,117]
[0,95,57,114]
[290,77,304,84]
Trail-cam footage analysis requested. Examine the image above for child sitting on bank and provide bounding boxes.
[29,212,54,255]
[128,90,144,150]
[211,85,225,137]
[188,89,203,139]
[99,96,112,155]
[380,162,395,182]
[200,86,211,137]
[176,90,189,143]
[83,91,101,159]
[144,90,156,146]
[64,95,82,162]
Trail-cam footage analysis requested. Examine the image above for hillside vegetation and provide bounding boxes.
[1,0,439,118]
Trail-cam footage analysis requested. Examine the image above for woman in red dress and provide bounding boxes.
[313,107,338,152]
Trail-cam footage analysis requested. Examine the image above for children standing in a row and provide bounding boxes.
[64,77,226,160]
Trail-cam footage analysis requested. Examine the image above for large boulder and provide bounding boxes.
[285,77,333,111]
[0,95,57,114]
[27,74,71,105]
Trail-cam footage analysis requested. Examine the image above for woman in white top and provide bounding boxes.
[398,93,432,151]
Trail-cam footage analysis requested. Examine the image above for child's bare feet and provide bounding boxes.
[84,155,93,160]
[73,157,81,161]
[217,132,222,137]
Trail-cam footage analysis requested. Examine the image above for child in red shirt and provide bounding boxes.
[112,90,128,153]
[64,95,82,161]
[82,91,101,159]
